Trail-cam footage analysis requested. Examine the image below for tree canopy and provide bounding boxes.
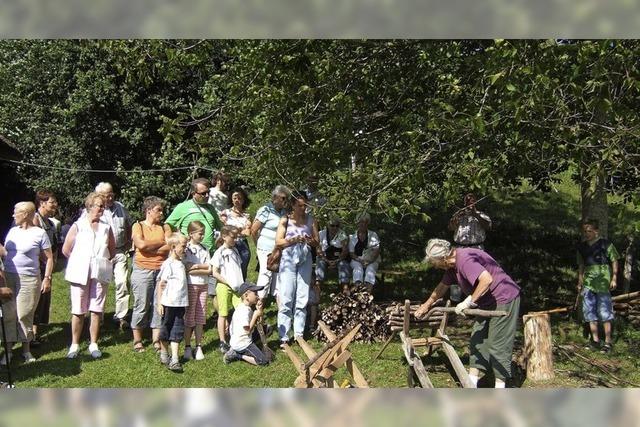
[1,40,639,226]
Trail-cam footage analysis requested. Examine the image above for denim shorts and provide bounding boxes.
[582,288,614,323]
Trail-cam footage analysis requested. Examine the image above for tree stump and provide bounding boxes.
[523,313,555,381]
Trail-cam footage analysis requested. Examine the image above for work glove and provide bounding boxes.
[455,295,476,317]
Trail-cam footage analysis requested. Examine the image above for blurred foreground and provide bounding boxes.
[0,389,638,427]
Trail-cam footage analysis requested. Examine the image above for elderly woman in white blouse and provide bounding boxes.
[348,212,381,294]
[62,192,116,359]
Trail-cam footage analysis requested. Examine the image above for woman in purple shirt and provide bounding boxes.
[415,238,521,388]
[2,202,54,365]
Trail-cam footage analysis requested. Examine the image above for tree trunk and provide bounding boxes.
[523,313,555,381]
[581,170,609,237]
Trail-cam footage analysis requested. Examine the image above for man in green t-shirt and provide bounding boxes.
[576,219,619,353]
[165,178,222,252]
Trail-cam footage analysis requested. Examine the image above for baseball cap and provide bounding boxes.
[236,282,264,295]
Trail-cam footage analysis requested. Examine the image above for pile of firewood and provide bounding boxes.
[612,291,640,327]
[384,301,446,332]
[314,287,390,343]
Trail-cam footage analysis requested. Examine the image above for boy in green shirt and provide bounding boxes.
[576,219,619,353]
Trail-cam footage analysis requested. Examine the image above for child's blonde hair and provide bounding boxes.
[187,220,206,235]
[166,232,188,247]
[215,225,238,248]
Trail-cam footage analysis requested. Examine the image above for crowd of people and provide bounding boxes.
[0,178,621,387]
[0,173,384,374]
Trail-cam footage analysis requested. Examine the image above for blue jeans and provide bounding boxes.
[236,238,251,280]
[582,288,614,322]
[277,251,312,341]
[229,342,269,366]
[315,258,351,284]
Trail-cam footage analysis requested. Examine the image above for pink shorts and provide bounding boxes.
[185,284,208,327]
[70,280,107,315]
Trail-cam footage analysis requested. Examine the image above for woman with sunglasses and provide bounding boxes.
[62,192,116,359]
[251,185,290,301]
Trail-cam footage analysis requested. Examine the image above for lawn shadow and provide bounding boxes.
[1,356,83,386]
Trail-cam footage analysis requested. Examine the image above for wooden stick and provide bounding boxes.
[528,306,572,315]
[256,322,274,361]
[612,291,640,302]
[403,300,411,336]
[437,331,474,388]
[373,331,397,361]
[421,307,508,319]
[318,321,368,387]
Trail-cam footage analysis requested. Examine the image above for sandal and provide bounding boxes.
[152,341,161,353]
[133,341,145,353]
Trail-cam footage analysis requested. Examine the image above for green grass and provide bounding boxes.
[3,172,640,387]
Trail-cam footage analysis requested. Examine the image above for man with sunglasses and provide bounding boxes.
[166,178,222,253]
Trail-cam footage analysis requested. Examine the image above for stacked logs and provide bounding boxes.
[385,301,445,332]
[612,291,640,327]
[314,288,390,343]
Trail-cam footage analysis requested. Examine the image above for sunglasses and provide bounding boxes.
[195,190,209,196]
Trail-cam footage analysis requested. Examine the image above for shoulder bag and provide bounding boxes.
[266,215,289,272]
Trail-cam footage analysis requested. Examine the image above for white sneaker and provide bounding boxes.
[67,344,79,359]
[183,346,193,360]
[88,343,102,359]
[22,352,36,363]
[194,346,204,361]
[0,352,12,365]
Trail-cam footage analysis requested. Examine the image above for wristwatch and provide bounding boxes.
[44,275,52,280]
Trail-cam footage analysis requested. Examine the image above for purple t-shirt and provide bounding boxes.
[441,248,520,307]
[4,226,51,276]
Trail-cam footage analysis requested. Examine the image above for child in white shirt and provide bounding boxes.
[156,232,189,372]
[210,225,244,354]
[183,221,211,361]
[223,282,269,366]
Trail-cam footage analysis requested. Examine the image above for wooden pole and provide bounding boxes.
[612,291,640,302]
[373,331,396,361]
[522,313,555,381]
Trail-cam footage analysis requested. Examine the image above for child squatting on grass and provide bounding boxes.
[223,282,270,366]
[577,219,619,354]
[209,225,244,354]
[183,221,211,361]
[156,232,189,372]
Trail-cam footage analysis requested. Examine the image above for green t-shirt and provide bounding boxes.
[165,199,222,251]
[577,239,620,293]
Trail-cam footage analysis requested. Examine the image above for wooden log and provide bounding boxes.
[389,315,445,322]
[522,313,555,382]
[318,321,369,388]
[436,331,474,388]
[528,306,572,316]
[390,325,441,332]
[438,300,451,333]
[411,337,442,347]
[612,291,640,302]
[388,320,444,326]
[403,300,411,336]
